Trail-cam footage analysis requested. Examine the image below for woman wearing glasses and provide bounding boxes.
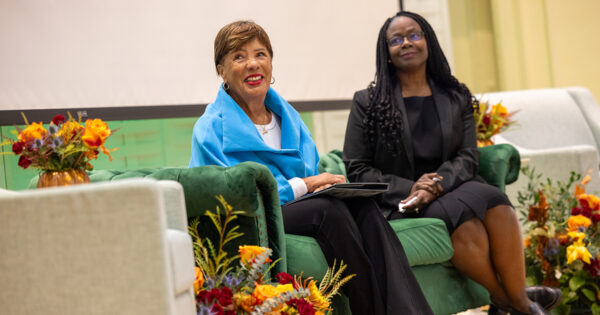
[343,11,560,315]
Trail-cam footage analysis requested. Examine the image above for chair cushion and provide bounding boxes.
[389,218,454,266]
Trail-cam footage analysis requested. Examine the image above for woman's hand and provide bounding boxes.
[303,173,346,193]
[410,172,443,197]
[399,189,436,213]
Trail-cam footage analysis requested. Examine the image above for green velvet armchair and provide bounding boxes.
[30,143,520,315]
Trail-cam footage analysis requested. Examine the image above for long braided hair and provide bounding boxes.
[364,11,475,153]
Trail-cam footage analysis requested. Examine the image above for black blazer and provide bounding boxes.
[342,81,480,217]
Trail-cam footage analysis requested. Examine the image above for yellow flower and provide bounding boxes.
[307,280,330,309]
[567,231,586,242]
[239,245,267,264]
[59,120,84,142]
[566,240,592,264]
[491,103,508,116]
[193,267,204,295]
[18,122,47,143]
[276,283,294,294]
[568,215,592,231]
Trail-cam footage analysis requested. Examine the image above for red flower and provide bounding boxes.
[584,257,600,277]
[580,199,591,211]
[592,213,600,224]
[483,115,491,126]
[12,141,24,154]
[581,207,592,218]
[276,272,293,284]
[217,287,233,307]
[17,155,32,169]
[287,298,316,315]
[572,207,582,215]
[52,114,66,125]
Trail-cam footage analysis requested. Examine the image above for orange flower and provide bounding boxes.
[193,267,204,295]
[239,245,270,264]
[528,190,549,223]
[234,293,257,313]
[568,215,592,231]
[17,122,47,143]
[253,284,280,302]
[524,237,531,248]
[82,119,111,148]
[557,232,571,245]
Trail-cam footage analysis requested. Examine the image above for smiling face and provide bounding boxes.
[217,38,273,107]
[386,16,428,74]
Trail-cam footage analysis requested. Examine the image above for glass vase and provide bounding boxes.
[37,169,91,188]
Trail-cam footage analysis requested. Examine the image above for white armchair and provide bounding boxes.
[0,179,196,315]
[477,87,600,205]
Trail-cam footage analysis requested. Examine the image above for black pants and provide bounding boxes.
[282,196,432,315]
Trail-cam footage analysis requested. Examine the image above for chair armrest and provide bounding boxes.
[151,162,287,274]
[477,144,521,191]
[166,229,196,296]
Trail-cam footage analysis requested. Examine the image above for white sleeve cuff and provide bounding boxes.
[288,177,308,200]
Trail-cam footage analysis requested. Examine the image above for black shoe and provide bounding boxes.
[488,303,509,315]
[526,286,562,311]
[511,302,550,315]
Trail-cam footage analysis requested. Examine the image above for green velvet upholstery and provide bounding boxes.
[477,143,521,191]
[28,144,519,314]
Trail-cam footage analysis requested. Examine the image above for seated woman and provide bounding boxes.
[342,11,561,315]
[189,20,433,315]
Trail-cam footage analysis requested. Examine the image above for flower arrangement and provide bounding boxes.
[189,196,354,315]
[473,100,516,147]
[518,167,600,314]
[3,113,116,171]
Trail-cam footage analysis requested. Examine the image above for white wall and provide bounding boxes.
[0,0,398,110]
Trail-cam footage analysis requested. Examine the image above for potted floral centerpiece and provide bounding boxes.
[473,100,516,147]
[518,167,600,314]
[189,196,353,314]
[3,113,116,187]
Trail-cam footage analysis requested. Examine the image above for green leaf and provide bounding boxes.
[591,303,600,315]
[582,288,596,301]
[570,275,586,291]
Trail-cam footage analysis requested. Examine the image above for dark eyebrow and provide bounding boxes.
[389,27,419,37]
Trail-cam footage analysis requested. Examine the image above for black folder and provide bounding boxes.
[284,182,389,205]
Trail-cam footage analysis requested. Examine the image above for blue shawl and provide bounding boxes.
[189,86,320,204]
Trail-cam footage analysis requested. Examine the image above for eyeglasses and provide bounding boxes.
[387,32,425,47]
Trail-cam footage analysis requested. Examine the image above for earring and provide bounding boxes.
[223,82,229,91]
[387,59,392,63]
[270,77,275,85]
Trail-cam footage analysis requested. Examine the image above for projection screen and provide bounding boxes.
[0,0,399,118]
